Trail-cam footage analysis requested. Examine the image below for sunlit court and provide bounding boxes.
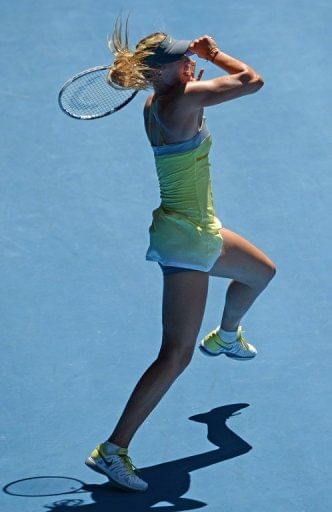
[1,1,331,510]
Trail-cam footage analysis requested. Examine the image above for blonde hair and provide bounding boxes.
[107,15,166,90]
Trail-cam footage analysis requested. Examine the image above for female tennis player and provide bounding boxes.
[85,20,276,492]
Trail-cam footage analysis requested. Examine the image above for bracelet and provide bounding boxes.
[206,47,220,63]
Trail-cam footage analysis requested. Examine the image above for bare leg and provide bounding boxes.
[108,270,209,448]
[209,228,276,331]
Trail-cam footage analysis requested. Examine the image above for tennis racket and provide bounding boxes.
[58,65,139,120]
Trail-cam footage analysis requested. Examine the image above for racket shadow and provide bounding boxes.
[3,403,252,511]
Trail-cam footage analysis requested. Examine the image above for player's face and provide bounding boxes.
[160,56,196,85]
[180,56,196,83]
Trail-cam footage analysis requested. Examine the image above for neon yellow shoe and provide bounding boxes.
[85,443,148,492]
[199,326,257,360]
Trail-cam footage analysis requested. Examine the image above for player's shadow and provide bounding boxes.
[5,403,252,512]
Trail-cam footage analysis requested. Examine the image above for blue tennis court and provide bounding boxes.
[1,0,331,510]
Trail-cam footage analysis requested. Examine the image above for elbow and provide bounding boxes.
[254,74,264,87]
[250,75,264,93]
[242,69,265,91]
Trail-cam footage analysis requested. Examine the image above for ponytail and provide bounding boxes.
[107,15,165,90]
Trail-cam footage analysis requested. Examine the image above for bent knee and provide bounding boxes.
[268,261,277,280]
[246,260,276,291]
[259,261,277,288]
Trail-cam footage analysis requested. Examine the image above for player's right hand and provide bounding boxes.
[189,35,218,59]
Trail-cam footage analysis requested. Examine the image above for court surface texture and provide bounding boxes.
[1,1,331,511]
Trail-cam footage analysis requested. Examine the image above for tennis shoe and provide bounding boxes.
[199,325,257,360]
[85,443,148,492]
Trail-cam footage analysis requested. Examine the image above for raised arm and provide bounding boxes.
[184,35,264,108]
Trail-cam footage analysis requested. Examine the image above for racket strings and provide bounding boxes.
[59,68,137,119]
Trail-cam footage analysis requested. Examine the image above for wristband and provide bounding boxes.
[206,47,220,63]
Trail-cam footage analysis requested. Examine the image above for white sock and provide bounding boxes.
[218,326,239,343]
[102,441,122,455]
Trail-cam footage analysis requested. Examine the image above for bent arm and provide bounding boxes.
[185,37,264,108]
[184,70,264,108]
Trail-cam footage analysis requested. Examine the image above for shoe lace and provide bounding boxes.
[207,328,226,347]
[117,448,137,475]
[237,328,250,350]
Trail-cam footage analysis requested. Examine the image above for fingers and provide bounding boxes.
[190,35,216,45]
[189,35,218,59]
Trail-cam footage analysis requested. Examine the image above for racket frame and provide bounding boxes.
[58,65,139,120]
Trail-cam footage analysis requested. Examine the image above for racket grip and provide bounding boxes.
[197,69,205,81]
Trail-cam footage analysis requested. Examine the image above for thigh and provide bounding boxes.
[161,270,209,351]
[209,227,276,286]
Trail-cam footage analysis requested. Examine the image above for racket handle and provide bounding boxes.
[197,69,205,81]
